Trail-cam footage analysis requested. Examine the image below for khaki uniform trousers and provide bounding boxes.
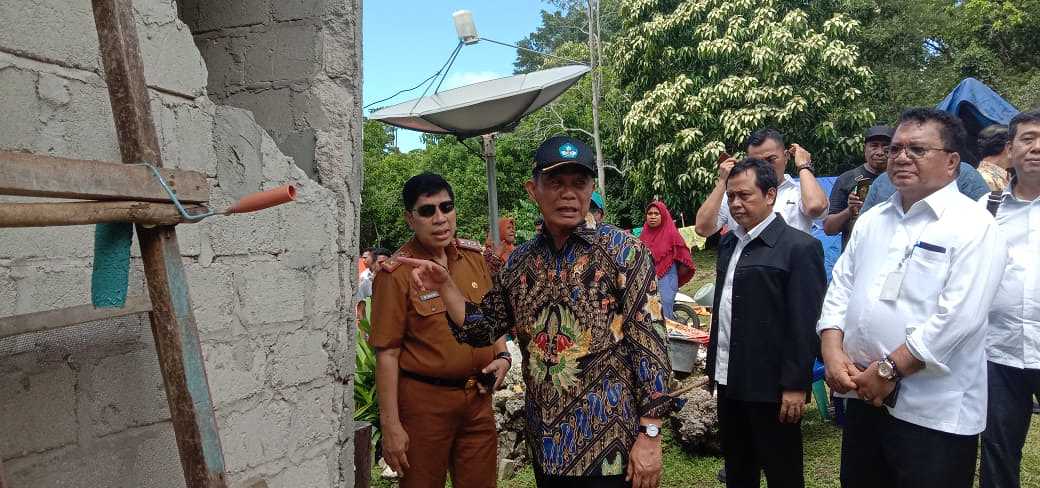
[398,375,498,488]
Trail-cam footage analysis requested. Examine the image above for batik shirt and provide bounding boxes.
[450,222,673,476]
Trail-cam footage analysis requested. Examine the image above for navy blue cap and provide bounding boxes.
[864,125,894,142]
[533,136,596,175]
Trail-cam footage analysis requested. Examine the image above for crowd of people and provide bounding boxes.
[359,108,1040,488]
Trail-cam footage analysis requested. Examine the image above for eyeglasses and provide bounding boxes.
[411,200,455,218]
[887,145,953,159]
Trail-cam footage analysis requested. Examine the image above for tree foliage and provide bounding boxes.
[613,0,876,213]
[359,122,535,250]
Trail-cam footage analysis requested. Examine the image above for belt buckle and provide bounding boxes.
[464,377,477,390]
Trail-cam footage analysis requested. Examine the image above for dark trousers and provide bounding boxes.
[840,399,977,488]
[533,463,630,488]
[717,386,804,488]
[981,361,1040,488]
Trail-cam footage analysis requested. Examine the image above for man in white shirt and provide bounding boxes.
[979,110,1040,488]
[818,108,1006,488]
[356,247,390,302]
[695,128,829,238]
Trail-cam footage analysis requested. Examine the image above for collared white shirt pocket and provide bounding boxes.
[901,247,950,304]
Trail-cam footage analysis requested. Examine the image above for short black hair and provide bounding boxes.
[977,125,1009,159]
[371,247,392,259]
[402,172,454,211]
[726,158,779,195]
[898,108,967,155]
[1009,110,1040,141]
[745,128,785,150]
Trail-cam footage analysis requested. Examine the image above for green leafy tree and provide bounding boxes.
[514,0,624,74]
[613,0,876,214]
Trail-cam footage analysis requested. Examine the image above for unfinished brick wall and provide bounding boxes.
[0,0,362,486]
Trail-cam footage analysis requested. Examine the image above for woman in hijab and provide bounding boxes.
[640,201,695,319]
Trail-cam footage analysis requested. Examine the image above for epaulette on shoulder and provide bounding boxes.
[380,249,411,273]
[455,238,484,253]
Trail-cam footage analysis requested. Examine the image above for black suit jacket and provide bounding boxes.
[705,215,827,403]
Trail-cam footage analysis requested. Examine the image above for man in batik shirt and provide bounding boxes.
[401,136,672,488]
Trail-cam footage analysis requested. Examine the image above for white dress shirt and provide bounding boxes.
[714,212,777,385]
[979,185,1040,369]
[716,174,820,235]
[818,182,1006,435]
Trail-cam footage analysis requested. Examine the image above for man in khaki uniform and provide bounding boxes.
[370,172,510,488]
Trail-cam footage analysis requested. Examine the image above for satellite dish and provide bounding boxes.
[369,65,590,138]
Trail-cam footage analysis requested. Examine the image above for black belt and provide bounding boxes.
[401,369,476,389]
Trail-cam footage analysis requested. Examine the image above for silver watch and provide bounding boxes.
[638,423,660,438]
[877,357,900,381]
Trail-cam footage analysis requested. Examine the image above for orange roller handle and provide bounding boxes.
[225,185,297,214]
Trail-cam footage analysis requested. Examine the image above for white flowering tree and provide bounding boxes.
[614,0,876,211]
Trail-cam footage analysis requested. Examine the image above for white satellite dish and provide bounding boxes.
[367,11,592,245]
[369,65,590,138]
[369,65,590,245]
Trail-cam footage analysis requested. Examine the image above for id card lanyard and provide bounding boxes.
[879,219,934,302]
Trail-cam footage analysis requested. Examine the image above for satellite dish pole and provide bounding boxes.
[482,133,499,246]
[455,11,499,247]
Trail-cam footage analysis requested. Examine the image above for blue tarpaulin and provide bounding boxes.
[807,176,842,281]
[936,77,1020,128]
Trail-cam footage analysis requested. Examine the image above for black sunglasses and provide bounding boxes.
[411,200,455,218]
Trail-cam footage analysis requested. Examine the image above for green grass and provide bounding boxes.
[373,413,1040,487]
[682,248,717,298]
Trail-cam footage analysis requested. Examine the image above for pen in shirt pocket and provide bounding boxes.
[914,241,946,254]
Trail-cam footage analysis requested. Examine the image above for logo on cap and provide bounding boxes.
[559,143,579,159]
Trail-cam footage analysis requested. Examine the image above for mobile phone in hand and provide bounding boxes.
[477,371,496,391]
[854,178,872,200]
[717,151,731,165]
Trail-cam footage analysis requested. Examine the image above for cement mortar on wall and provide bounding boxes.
[0,0,361,486]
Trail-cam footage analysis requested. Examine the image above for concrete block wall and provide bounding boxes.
[176,0,362,184]
[0,0,362,487]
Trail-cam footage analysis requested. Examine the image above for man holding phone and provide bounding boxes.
[369,172,510,488]
[823,125,893,250]
[695,128,829,238]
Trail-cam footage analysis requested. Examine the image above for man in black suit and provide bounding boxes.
[705,157,827,488]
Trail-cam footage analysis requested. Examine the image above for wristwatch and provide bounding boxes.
[877,356,901,381]
[796,162,815,175]
[638,423,660,438]
[495,351,512,366]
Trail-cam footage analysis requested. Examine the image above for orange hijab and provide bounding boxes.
[485,218,516,261]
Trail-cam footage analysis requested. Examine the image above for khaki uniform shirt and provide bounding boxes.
[369,237,495,380]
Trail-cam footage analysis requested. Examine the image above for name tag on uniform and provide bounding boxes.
[419,291,441,301]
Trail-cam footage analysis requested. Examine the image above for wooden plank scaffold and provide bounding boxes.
[0,0,293,486]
